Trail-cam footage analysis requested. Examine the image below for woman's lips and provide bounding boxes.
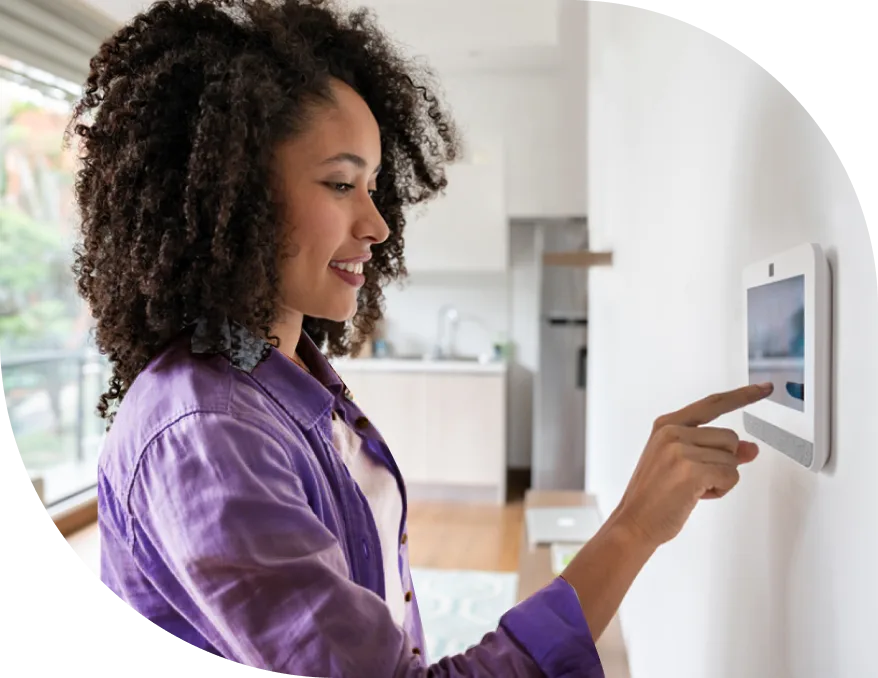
[329,254,369,288]
[329,263,366,287]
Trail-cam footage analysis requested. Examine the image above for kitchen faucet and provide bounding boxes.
[433,304,460,359]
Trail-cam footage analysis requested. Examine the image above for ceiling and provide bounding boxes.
[82,0,563,73]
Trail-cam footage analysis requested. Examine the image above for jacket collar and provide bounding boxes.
[190,317,343,430]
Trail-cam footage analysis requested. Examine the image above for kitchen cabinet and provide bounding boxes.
[423,374,505,488]
[402,139,508,273]
[333,363,507,503]
[339,371,429,484]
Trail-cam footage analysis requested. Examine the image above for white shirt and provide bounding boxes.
[330,415,407,627]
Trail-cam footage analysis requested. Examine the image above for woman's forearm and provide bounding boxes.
[560,509,656,641]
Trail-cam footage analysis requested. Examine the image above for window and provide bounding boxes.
[0,55,109,507]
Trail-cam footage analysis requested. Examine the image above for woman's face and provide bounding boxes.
[272,79,389,325]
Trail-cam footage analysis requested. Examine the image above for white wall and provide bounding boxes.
[380,274,507,358]
[557,0,589,216]
[585,5,878,678]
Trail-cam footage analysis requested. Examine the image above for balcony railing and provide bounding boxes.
[2,349,109,507]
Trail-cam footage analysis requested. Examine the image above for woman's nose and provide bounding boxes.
[356,197,390,244]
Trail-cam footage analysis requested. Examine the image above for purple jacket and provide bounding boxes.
[97,322,604,677]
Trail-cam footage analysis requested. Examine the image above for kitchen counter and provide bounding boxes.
[330,356,507,375]
[329,359,507,502]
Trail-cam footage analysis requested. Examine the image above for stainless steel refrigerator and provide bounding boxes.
[532,217,589,491]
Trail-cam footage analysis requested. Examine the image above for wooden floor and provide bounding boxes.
[406,499,524,572]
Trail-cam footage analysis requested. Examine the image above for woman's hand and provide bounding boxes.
[560,382,773,641]
[613,382,773,549]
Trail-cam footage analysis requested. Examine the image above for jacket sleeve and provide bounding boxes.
[128,411,605,678]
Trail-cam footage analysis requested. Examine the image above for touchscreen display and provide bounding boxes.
[747,275,805,411]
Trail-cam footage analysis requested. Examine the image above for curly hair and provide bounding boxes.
[68,0,459,422]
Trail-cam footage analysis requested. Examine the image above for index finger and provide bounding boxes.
[660,383,774,428]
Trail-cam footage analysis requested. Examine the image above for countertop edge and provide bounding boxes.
[330,358,508,375]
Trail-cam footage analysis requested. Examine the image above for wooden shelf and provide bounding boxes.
[542,251,613,267]
[518,490,631,677]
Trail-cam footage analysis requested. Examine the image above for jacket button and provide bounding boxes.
[401,532,408,545]
[354,416,370,430]
[331,410,338,421]
[404,591,413,602]
[412,647,421,656]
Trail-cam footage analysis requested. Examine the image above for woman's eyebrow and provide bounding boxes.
[321,152,381,174]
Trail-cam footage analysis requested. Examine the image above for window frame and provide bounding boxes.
[0,51,106,520]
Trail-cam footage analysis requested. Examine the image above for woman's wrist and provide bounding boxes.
[604,502,661,556]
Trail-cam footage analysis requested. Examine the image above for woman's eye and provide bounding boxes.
[327,182,377,199]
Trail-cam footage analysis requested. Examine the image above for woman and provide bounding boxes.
[70,1,772,676]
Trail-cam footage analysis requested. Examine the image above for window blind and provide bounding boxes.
[0,0,117,86]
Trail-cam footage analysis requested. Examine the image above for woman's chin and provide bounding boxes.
[318,300,358,324]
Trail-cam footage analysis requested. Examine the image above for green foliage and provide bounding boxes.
[0,205,75,348]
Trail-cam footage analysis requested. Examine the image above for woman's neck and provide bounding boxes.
[271,306,305,359]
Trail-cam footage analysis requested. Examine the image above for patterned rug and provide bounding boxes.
[409,568,519,660]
